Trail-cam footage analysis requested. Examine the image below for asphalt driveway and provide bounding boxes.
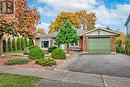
[57,54,130,78]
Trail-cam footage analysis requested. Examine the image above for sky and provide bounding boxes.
[27,0,130,33]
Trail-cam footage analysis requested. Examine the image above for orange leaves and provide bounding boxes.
[76,10,96,30]
[116,33,126,43]
[15,0,40,37]
[49,12,81,33]
[49,10,96,33]
[0,0,40,38]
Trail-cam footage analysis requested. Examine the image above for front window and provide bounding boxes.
[41,41,49,48]
[70,41,79,47]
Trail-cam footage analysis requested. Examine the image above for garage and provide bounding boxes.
[88,37,111,54]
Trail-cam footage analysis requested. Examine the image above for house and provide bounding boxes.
[125,14,130,38]
[35,27,120,54]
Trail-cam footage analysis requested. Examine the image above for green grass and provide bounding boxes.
[0,73,40,87]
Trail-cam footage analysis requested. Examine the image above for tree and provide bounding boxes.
[7,38,12,52]
[49,10,96,33]
[12,38,17,51]
[6,39,9,52]
[29,38,34,46]
[0,0,40,55]
[17,37,22,50]
[21,38,25,50]
[55,20,79,53]
[76,10,96,30]
[49,12,81,33]
[3,39,6,52]
[24,38,29,47]
[37,28,45,34]
[0,22,15,54]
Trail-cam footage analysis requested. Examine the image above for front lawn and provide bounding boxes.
[0,73,40,87]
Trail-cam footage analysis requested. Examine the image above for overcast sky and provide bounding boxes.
[28,0,130,33]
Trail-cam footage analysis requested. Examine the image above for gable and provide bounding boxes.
[84,29,119,36]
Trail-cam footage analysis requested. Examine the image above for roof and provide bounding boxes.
[82,27,120,36]
[125,14,130,26]
[36,27,120,38]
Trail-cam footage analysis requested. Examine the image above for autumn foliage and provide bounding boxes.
[49,10,96,33]
[0,0,40,38]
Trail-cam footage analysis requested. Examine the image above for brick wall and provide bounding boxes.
[111,36,116,54]
[82,36,88,53]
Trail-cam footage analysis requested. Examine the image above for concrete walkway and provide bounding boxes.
[1,65,130,87]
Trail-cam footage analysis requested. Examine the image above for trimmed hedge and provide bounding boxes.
[51,48,66,59]
[48,46,57,52]
[29,46,44,60]
[4,58,31,65]
[35,57,56,66]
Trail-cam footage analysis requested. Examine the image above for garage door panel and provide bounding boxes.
[88,37,111,54]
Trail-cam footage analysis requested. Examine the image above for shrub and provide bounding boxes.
[5,39,9,52]
[21,38,25,50]
[17,37,22,51]
[3,39,6,52]
[29,46,44,60]
[7,38,12,52]
[29,38,34,47]
[4,58,31,65]
[12,38,17,51]
[51,48,66,59]
[125,40,130,54]
[29,45,38,50]
[116,40,122,53]
[25,38,29,47]
[35,57,56,66]
[48,46,57,52]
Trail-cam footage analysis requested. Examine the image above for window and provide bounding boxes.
[70,41,79,47]
[41,41,49,48]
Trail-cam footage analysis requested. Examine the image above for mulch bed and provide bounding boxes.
[0,52,76,70]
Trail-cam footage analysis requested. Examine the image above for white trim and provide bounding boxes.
[40,38,51,48]
[70,41,79,48]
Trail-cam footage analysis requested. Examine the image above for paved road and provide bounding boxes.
[57,54,130,78]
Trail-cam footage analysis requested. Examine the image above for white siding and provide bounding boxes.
[85,30,116,36]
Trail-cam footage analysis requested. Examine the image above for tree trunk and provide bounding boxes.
[0,36,3,56]
[66,42,69,53]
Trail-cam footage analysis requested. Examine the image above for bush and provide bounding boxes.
[3,39,6,52]
[51,48,66,59]
[125,40,130,54]
[116,40,122,53]
[29,45,38,50]
[17,37,22,51]
[21,38,25,50]
[48,46,57,52]
[29,38,34,47]
[35,57,56,66]
[4,58,31,65]
[29,46,44,60]
[7,38,12,52]
[25,38,29,47]
[12,38,17,51]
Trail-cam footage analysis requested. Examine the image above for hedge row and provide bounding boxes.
[3,38,34,52]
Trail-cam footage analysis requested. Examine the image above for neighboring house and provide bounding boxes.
[35,27,120,54]
[125,14,130,38]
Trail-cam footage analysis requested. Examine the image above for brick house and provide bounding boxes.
[35,27,120,54]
